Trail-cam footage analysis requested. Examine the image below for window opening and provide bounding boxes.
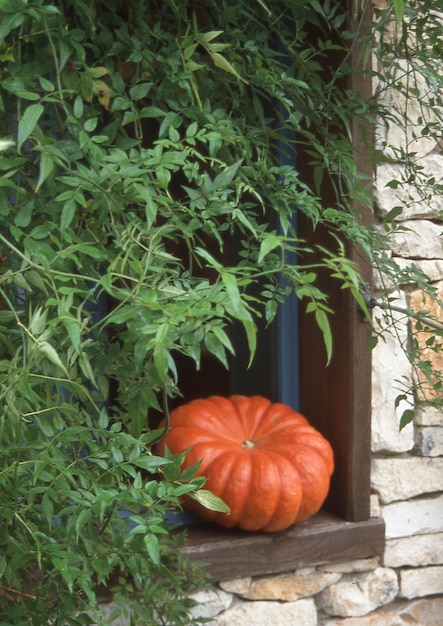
[172,32,301,412]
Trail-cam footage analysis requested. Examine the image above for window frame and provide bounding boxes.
[181,514,384,582]
[179,0,384,581]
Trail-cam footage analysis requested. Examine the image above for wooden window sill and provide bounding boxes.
[181,511,385,582]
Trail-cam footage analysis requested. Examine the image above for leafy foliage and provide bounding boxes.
[1,0,443,622]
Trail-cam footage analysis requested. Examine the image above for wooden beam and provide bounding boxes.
[181,512,385,582]
[297,0,374,523]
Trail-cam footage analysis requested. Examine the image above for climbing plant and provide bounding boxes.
[1,0,443,623]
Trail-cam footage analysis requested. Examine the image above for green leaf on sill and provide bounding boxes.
[190,489,230,514]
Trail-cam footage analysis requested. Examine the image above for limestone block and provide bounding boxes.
[384,533,443,567]
[373,256,443,292]
[371,300,414,453]
[392,258,443,283]
[218,577,252,595]
[376,155,443,221]
[371,257,443,290]
[187,589,233,620]
[415,404,443,426]
[382,494,443,539]
[376,59,441,158]
[388,220,443,260]
[400,565,443,599]
[321,558,380,574]
[227,570,341,601]
[317,567,398,618]
[371,457,443,503]
[320,596,443,626]
[215,598,317,626]
[415,426,443,456]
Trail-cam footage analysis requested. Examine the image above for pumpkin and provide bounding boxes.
[157,394,334,532]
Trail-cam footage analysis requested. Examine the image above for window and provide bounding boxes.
[178,0,385,582]
[179,213,384,582]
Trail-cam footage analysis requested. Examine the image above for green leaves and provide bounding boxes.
[17,103,44,151]
[258,234,281,265]
[391,0,404,26]
[35,150,55,192]
[38,340,69,375]
[211,159,242,190]
[221,271,257,363]
[2,0,442,622]
[209,51,247,83]
[182,29,248,88]
[305,301,333,365]
[221,272,245,317]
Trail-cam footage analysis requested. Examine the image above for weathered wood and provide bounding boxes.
[344,0,375,524]
[297,0,374,523]
[181,512,385,582]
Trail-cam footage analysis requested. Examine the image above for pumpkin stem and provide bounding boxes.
[242,439,255,449]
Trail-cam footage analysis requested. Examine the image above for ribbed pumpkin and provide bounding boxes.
[157,395,334,532]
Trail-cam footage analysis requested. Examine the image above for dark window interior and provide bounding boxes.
[170,277,292,410]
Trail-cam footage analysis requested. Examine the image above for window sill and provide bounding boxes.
[181,511,385,582]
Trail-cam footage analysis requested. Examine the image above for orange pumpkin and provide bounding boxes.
[157,394,334,532]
